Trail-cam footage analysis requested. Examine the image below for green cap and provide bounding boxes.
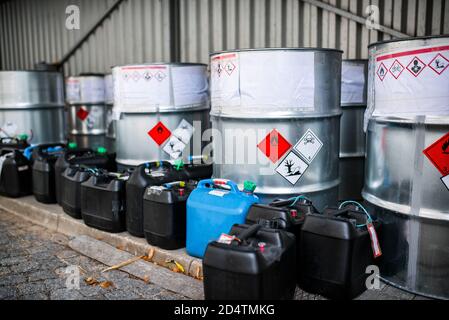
[68,142,78,149]
[97,147,107,154]
[17,134,28,141]
[243,180,257,193]
[173,159,184,171]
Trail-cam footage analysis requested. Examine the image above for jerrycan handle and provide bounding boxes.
[197,179,240,194]
[236,224,262,242]
[36,143,65,157]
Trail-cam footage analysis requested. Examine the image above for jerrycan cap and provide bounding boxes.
[17,134,28,141]
[243,180,256,193]
[97,147,107,154]
[68,142,78,149]
[173,159,184,171]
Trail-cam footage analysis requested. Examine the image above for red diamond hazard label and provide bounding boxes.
[376,62,387,81]
[76,107,89,121]
[428,53,449,75]
[423,132,449,176]
[389,59,404,79]
[148,121,171,146]
[406,56,426,77]
[257,129,292,163]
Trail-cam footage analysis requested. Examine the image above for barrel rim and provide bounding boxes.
[369,115,449,125]
[210,47,343,56]
[78,72,106,77]
[0,70,61,75]
[111,62,207,69]
[368,34,449,48]
[342,59,368,64]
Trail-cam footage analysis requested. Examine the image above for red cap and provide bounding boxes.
[179,188,185,196]
[290,209,298,218]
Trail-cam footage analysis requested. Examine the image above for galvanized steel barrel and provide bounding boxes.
[104,74,115,152]
[0,71,65,144]
[363,36,449,299]
[210,48,342,211]
[65,74,107,149]
[112,63,210,168]
[339,60,368,200]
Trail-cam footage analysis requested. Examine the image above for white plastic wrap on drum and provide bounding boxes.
[65,76,105,104]
[369,43,449,118]
[112,64,208,115]
[210,51,315,113]
[341,61,366,105]
[105,74,114,105]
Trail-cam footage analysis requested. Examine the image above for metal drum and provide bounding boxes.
[105,74,115,152]
[0,71,65,144]
[210,48,342,211]
[363,36,449,299]
[65,74,106,149]
[112,63,210,168]
[339,60,368,200]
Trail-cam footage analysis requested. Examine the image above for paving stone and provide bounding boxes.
[0,286,18,299]
[104,289,141,300]
[17,281,47,296]
[28,270,58,282]
[19,293,49,300]
[50,288,86,300]
[0,274,27,286]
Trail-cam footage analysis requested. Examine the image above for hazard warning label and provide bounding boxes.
[76,107,89,121]
[275,151,309,185]
[423,132,449,176]
[428,53,449,75]
[148,121,171,146]
[162,136,186,159]
[389,59,404,79]
[172,119,194,145]
[376,62,387,81]
[441,175,449,191]
[406,56,426,77]
[257,129,292,163]
[294,129,323,164]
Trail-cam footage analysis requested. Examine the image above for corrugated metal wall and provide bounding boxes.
[1,0,448,73]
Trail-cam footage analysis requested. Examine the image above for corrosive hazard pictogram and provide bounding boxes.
[423,132,449,176]
[148,121,171,146]
[389,59,404,79]
[257,129,292,163]
[377,62,387,81]
[76,107,89,121]
[428,53,449,75]
[406,56,426,77]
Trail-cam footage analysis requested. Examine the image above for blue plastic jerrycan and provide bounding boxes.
[186,178,259,258]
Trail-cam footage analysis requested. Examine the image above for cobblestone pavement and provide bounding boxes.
[0,209,429,300]
[0,210,188,300]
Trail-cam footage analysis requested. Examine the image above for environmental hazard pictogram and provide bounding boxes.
[423,132,449,176]
[148,121,171,146]
[428,53,449,75]
[257,129,292,163]
[275,151,309,185]
[76,107,89,121]
[406,56,426,77]
[389,59,404,79]
[376,62,387,81]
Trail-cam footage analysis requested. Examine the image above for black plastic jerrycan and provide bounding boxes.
[126,161,211,237]
[31,143,65,204]
[299,202,382,300]
[0,137,32,198]
[143,180,197,250]
[60,166,96,219]
[55,145,116,206]
[203,223,297,300]
[81,171,129,233]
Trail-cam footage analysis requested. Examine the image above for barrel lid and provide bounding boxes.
[210,47,343,56]
[368,34,449,48]
[78,72,105,77]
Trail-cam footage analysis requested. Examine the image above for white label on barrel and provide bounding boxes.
[66,79,81,102]
[162,136,186,159]
[211,51,315,111]
[294,129,323,164]
[80,77,105,103]
[115,65,171,107]
[0,122,18,138]
[275,151,309,185]
[373,45,449,116]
